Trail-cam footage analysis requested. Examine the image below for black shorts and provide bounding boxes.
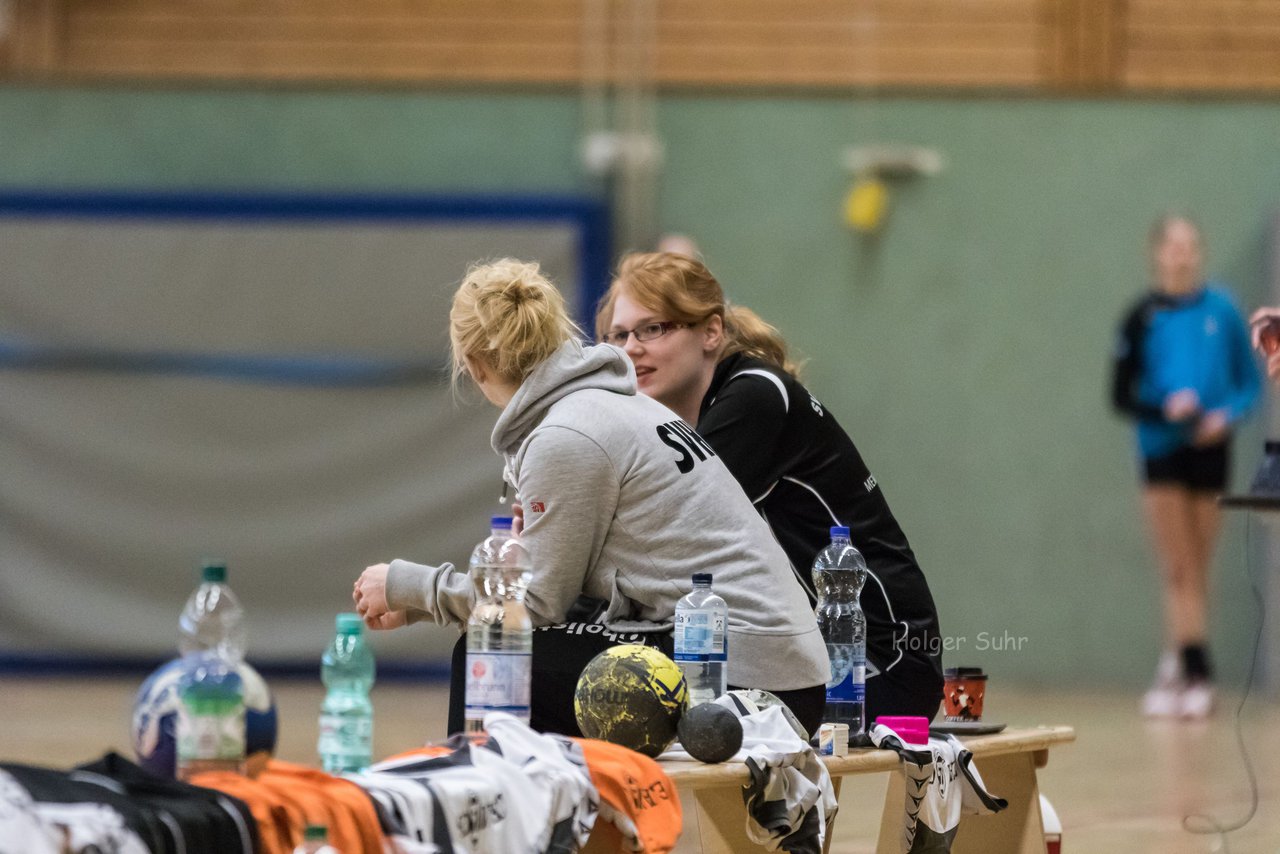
[1143,442,1230,492]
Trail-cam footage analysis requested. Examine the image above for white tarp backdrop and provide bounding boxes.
[0,202,596,667]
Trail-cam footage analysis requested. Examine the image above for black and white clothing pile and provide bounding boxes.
[1,753,258,854]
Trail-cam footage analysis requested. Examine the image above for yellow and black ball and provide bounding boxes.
[574,645,688,757]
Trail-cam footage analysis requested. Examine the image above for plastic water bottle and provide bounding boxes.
[812,525,867,734]
[674,573,728,707]
[179,561,247,662]
[464,517,532,733]
[318,613,375,774]
[293,824,342,854]
[175,651,245,779]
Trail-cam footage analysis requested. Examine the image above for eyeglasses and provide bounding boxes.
[601,321,691,347]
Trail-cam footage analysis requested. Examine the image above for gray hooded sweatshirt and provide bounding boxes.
[386,340,829,691]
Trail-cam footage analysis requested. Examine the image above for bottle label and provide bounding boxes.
[674,610,726,662]
[317,714,373,757]
[465,651,532,721]
[177,703,245,763]
[825,647,866,703]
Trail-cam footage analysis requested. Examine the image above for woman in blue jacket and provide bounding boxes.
[1111,215,1260,719]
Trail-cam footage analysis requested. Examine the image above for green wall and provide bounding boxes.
[4,84,1278,687]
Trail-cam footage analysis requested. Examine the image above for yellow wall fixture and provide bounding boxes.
[841,145,944,234]
[844,178,889,233]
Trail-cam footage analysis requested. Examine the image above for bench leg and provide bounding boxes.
[672,786,772,854]
[820,777,842,854]
[874,752,1047,854]
[875,772,907,854]
[950,751,1046,854]
[673,782,847,854]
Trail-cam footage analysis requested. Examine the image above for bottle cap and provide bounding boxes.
[303,825,328,841]
[200,562,227,583]
[491,515,514,529]
[830,526,851,540]
[336,613,364,634]
[691,572,712,585]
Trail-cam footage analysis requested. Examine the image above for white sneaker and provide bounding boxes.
[1141,652,1183,718]
[1142,683,1183,717]
[1180,681,1215,719]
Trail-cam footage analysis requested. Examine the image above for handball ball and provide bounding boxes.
[132,655,278,778]
[574,645,687,758]
[718,688,809,741]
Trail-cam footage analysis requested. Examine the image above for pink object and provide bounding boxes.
[876,715,930,745]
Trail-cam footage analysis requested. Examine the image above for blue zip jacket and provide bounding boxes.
[1111,283,1261,459]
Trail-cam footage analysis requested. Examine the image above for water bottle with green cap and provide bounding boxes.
[292,824,341,853]
[178,559,246,662]
[318,613,375,773]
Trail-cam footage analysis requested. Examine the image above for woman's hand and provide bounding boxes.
[1163,388,1201,422]
[1249,306,1280,351]
[511,501,524,536]
[1250,307,1280,382]
[1193,409,1230,447]
[353,563,409,630]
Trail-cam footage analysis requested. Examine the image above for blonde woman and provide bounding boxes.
[1111,216,1260,718]
[596,252,943,723]
[352,259,829,735]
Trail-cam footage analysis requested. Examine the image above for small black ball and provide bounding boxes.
[677,702,744,764]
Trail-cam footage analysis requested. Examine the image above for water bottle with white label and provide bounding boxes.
[317,613,375,773]
[812,525,867,735]
[673,573,728,707]
[175,651,245,780]
[464,517,532,732]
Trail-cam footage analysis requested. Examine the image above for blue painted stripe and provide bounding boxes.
[0,340,446,387]
[0,189,607,224]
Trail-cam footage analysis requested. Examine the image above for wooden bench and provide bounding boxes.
[652,725,1075,854]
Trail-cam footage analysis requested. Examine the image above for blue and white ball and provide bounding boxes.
[132,655,278,778]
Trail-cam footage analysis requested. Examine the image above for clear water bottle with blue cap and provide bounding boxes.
[464,516,532,732]
[674,572,728,707]
[813,525,867,734]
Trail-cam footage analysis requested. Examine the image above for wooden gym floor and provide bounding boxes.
[1,677,1277,853]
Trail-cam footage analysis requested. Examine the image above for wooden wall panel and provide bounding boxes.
[8,0,65,73]
[4,0,1046,89]
[1041,0,1126,91]
[654,1,1044,88]
[1125,0,1280,91]
[4,0,1280,94]
[53,0,585,83]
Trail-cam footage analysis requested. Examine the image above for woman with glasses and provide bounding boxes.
[352,258,830,735]
[596,251,943,722]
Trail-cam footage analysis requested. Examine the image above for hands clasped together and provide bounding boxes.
[1161,388,1229,447]
[352,563,409,631]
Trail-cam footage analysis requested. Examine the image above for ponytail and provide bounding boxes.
[723,305,803,378]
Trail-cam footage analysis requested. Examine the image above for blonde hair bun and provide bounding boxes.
[450,258,580,385]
